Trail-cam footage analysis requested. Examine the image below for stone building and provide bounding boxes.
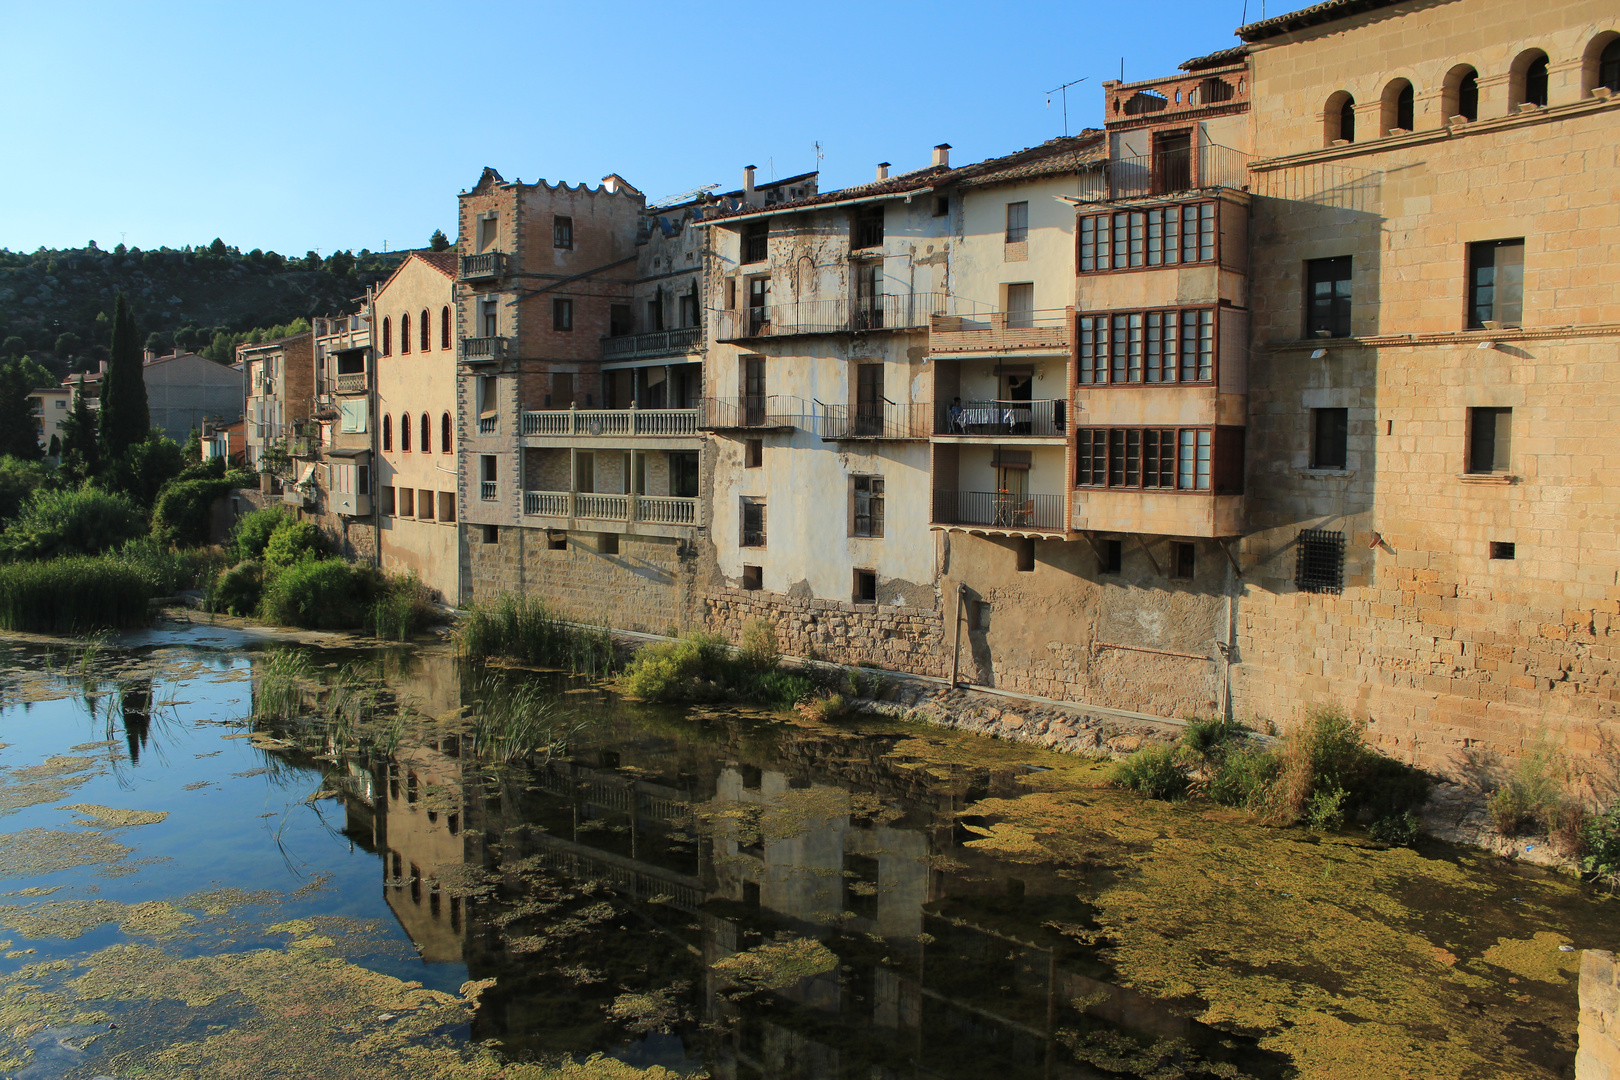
[240,330,314,471]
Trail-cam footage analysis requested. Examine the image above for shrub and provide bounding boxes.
[0,556,151,632]
[1305,785,1349,831]
[0,485,145,561]
[213,560,264,616]
[259,557,380,629]
[261,518,325,570]
[113,537,213,595]
[616,632,730,701]
[371,573,442,641]
[0,455,57,522]
[1208,743,1282,809]
[739,617,781,672]
[1266,706,1429,825]
[1179,716,1245,763]
[799,692,850,722]
[1580,804,1620,887]
[150,476,233,547]
[739,669,815,711]
[457,593,616,674]
[1368,810,1422,846]
[1109,744,1190,801]
[1485,741,1568,838]
[232,506,290,563]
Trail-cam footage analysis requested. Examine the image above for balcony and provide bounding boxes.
[817,401,930,441]
[699,396,800,432]
[928,310,1070,355]
[932,490,1066,534]
[715,293,946,342]
[478,416,498,435]
[460,251,509,281]
[601,326,701,361]
[334,372,368,394]
[936,399,1068,439]
[1073,143,1249,202]
[316,316,369,352]
[521,407,700,439]
[460,336,510,364]
[523,491,699,527]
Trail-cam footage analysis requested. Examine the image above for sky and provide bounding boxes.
[0,0,1257,256]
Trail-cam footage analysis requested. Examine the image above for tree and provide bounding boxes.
[327,250,355,276]
[144,331,166,356]
[208,237,228,257]
[54,332,82,359]
[0,355,54,460]
[99,293,149,460]
[429,229,450,251]
[60,377,100,483]
[2,336,25,359]
[47,434,60,457]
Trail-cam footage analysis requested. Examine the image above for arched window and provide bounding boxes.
[1443,65,1480,121]
[1324,91,1356,144]
[440,305,451,349]
[382,413,392,452]
[441,412,452,453]
[1380,78,1415,134]
[1585,33,1620,96]
[1511,49,1550,108]
[419,309,430,352]
[400,413,411,452]
[381,316,391,356]
[420,413,431,455]
[401,312,411,354]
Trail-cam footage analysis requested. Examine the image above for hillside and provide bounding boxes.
[0,240,422,378]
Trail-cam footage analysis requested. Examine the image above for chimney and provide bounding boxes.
[743,165,756,195]
[876,162,891,181]
[99,361,109,374]
[932,143,952,168]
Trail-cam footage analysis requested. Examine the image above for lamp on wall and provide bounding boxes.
[1310,348,1327,359]
[1477,341,1496,351]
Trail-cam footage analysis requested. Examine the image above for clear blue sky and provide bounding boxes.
[1,0,1254,256]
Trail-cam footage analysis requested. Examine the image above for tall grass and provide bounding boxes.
[371,573,439,641]
[253,649,313,722]
[467,671,589,762]
[457,594,617,675]
[0,556,152,632]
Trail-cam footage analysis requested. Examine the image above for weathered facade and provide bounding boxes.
[240,330,314,471]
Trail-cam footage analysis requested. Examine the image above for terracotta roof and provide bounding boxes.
[1180,44,1250,70]
[1237,0,1409,42]
[414,251,458,278]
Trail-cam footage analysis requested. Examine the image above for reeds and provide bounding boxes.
[467,670,589,762]
[0,556,152,632]
[457,594,617,675]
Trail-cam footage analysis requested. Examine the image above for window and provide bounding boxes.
[1171,542,1196,581]
[1516,51,1550,108]
[480,298,498,337]
[1078,204,1214,272]
[553,298,573,331]
[418,488,434,520]
[401,313,411,353]
[741,564,763,591]
[420,413,431,455]
[1327,92,1356,143]
[671,452,700,497]
[853,475,884,537]
[382,413,393,452]
[599,532,619,555]
[441,306,451,349]
[554,215,573,249]
[740,497,766,547]
[1311,408,1349,470]
[1468,407,1512,473]
[1445,65,1480,121]
[1468,239,1524,328]
[1306,256,1353,338]
[438,491,455,522]
[441,412,452,453]
[609,304,633,337]
[400,413,411,452]
[1005,201,1029,243]
[934,196,949,217]
[399,487,414,516]
[1600,37,1620,94]
[547,530,567,551]
[1098,538,1123,575]
[1076,426,1243,493]
[381,316,391,356]
[1294,529,1344,593]
[853,205,884,249]
[678,290,698,328]
[853,569,877,603]
[482,524,499,544]
[381,486,396,515]
[476,215,497,252]
[647,295,665,332]
[1490,541,1516,560]
[1005,283,1034,330]
[1078,308,1214,384]
[744,438,763,468]
[1382,78,1414,134]
[418,309,430,352]
[743,223,768,264]
[1015,538,1035,573]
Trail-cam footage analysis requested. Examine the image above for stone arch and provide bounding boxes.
[1509,47,1550,108]
[1441,63,1480,120]
[1379,77,1415,134]
[1324,90,1356,144]
[1582,30,1620,96]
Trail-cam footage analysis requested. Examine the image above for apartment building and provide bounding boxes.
[240,329,314,472]
[27,386,71,454]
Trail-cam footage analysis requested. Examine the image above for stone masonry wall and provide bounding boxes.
[1579,949,1619,1080]
[702,587,948,677]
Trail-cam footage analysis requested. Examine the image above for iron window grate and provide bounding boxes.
[1295,528,1345,594]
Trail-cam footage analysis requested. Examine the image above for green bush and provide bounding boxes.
[259,557,380,629]
[150,476,232,547]
[1580,804,1620,886]
[616,632,730,701]
[371,573,442,641]
[0,556,151,632]
[457,593,616,674]
[0,485,146,561]
[1305,785,1349,831]
[0,455,57,522]
[1485,741,1568,837]
[213,560,264,616]
[232,506,290,563]
[261,518,324,570]
[1208,743,1282,809]
[739,618,781,673]
[740,669,816,710]
[1368,810,1422,846]
[1109,744,1190,801]
[1180,716,1242,761]
[113,537,212,595]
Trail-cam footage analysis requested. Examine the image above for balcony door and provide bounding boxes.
[1006,283,1034,330]
[855,263,883,330]
[748,277,770,335]
[855,364,884,437]
[1153,130,1191,194]
[742,358,766,426]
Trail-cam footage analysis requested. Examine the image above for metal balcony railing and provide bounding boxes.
[520,406,700,438]
[1074,143,1250,202]
[334,372,367,394]
[522,491,698,526]
[937,399,1068,438]
[460,336,510,363]
[715,293,947,342]
[933,489,1066,531]
[699,396,801,431]
[928,309,1071,354]
[480,481,497,501]
[600,326,701,361]
[817,401,931,441]
[460,251,509,280]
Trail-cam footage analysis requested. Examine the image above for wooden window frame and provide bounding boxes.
[401,312,411,354]
[1075,425,1243,494]
[1077,306,1218,385]
[554,215,573,250]
[1077,201,1216,275]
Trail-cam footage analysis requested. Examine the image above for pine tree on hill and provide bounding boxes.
[99,293,149,459]
[429,229,450,251]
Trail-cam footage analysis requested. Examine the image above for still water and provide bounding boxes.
[0,621,1612,1080]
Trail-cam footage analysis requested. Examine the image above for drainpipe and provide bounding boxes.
[950,582,966,688]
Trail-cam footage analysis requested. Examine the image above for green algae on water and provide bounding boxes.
[61,803,170,828]
[0,828,132,878]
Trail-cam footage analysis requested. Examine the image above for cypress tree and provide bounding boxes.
[61,376,101,483]
[100,293,149,459]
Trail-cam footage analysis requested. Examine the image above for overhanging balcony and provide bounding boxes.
[523,491,700,528]
[928,309,1070,355]
[817,401,930,441]
[521,407,699,438]
[334,372,368,394]
[932,489,1066,536]
[715,293,945,342]
[460,336,511,364]
[1073,143,1249,201]
[935,399,1068,439]
[601,326,701,361]
[460,251,509,281]
[699,396,800,432]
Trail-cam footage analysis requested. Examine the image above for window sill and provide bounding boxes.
[1299,468,1354,478]
[1456,472,1516,484]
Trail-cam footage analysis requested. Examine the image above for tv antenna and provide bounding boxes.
[813,140,824,173]
[1046,77,1087,136]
